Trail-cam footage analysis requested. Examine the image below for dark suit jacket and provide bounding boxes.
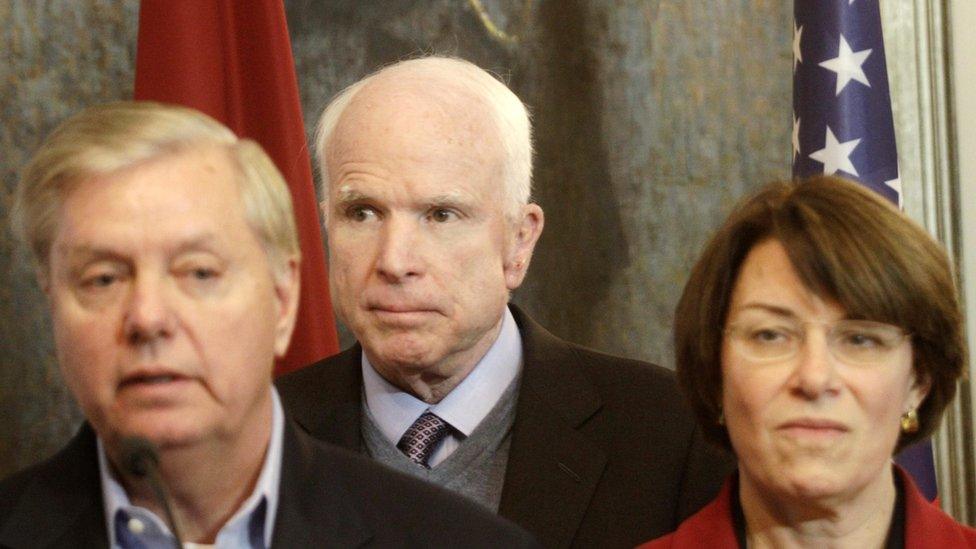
[277,305,734,548]
[638,467,976,548]
[0,420,537,548]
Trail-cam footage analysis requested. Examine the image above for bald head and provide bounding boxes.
[314,56,533,218]
[328,77,506,215]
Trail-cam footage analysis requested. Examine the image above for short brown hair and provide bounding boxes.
[674,175,965,452]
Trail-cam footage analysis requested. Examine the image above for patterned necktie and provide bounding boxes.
[397,411,453,468]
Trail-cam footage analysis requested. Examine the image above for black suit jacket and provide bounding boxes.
[277,306,734,548]
[0,420,537,548]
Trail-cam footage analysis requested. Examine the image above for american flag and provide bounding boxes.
[792,0,901,204]
[792,0,937,500]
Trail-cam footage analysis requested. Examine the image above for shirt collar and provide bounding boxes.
[98,388,285,548]
[362,306,523,442]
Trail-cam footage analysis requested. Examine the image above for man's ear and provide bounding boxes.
[272,256,301,358]
[503,203,544,290]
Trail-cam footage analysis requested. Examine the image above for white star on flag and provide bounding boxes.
[818,35,872,95]
[809,126,860,176]
[793,22,803,72]
[792,113,801,161]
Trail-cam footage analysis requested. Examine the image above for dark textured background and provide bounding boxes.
[0,0,790,477]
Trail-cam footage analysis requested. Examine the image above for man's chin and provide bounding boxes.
[101,416,209,452]
[363,331,441,365]
[376,353,441,377]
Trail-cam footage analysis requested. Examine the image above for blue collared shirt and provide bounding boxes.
[97,389,285,549]
[362,306,523,467]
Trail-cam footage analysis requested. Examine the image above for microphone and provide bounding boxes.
[119,437,185,549]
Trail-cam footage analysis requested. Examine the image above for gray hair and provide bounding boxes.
[12,101,300,276]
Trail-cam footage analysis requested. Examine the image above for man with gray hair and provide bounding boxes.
[277,56,732,548]
[0,101,536,548]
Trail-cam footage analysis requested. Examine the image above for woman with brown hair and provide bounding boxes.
[640,176,975,548]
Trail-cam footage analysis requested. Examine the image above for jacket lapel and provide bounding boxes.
[499,306,608,548]
[280,345,364,452]
[272,420,373,547]
[0,425,108,549]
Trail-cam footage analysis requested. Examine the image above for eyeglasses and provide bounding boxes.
[724,316,911,365]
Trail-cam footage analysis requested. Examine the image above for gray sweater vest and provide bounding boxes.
[361,375,519,512]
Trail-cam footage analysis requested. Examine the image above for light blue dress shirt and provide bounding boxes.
[97,389,285,549]
[362,307,523,467]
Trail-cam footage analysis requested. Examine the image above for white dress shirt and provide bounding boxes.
[97,389,285,549]
[362,307,523,467]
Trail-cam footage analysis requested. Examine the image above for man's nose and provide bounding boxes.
[123,275,175,344]
[787,329,841,399]
[375,217,424,282]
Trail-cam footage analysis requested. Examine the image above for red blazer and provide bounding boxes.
[638,467,976,548]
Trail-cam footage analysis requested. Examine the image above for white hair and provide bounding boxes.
[314,56,533,218]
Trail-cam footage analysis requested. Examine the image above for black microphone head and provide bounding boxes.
[119,437,160,478]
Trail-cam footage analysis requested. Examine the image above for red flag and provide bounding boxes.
[134,0,339,375]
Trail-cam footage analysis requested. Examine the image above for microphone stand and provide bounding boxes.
[120,438,185,549]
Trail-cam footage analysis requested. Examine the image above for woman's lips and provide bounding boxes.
[777,418,850,440]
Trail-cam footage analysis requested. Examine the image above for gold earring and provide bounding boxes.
[900,409,920,434]
[717,410,725,425]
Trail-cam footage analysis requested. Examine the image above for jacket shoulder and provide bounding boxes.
[567,343,680,393]
[275,346,360,397]
[532,332,697,432]
[0,463,39,523]
[0,426,106,548]
[0,426,98,520]
[511,304,682,403]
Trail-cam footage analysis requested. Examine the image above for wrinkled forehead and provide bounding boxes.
[328,75,505,171]
[53,148,252,249]
[58,143,240,198]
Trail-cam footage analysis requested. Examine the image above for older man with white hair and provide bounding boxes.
[0,101,537,548]
[277,56,733,548]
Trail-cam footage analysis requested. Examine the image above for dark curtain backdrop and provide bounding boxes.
[0,0,790,477]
